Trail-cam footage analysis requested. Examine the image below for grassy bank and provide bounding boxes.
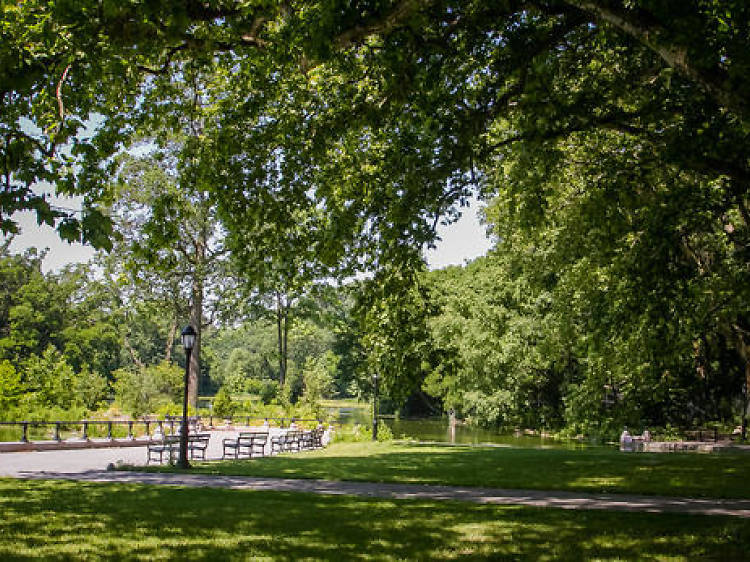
[146,441,750,499]
[2,478,749,560]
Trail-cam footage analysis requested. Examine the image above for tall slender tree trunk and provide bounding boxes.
[733,326,750,440]
[187,229,205,409]
[282,301,289,385]
[276,291,286,387]
[164,318,177,363]
[188,280,203,409]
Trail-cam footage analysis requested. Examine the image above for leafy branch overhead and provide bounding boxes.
[1,1,747,261]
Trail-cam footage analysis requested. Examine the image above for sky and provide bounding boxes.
[3,195,494,273]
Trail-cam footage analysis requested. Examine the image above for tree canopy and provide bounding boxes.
[3,1,747,265]
[2,1,749,437]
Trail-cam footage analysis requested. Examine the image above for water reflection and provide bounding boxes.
[336,408,599,450]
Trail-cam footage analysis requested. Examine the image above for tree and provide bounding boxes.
[354,265,439,410]
[0,360,23,416]
[108,67,233,407]
[300,350,338,414]
[476,125,748,435]
[4,1,750,431]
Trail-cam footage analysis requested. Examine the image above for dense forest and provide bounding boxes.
[1,2,749,439]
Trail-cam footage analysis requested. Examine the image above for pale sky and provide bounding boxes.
[3,195,493,273]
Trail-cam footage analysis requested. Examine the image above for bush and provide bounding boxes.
[259,380,279,405]
[73,366,109,411]
[23,347,78,409]
[333,424,372,443]
[212,387,235,419]
[376,422,394,442]
[112,361,183,417]
[0,360,23,416]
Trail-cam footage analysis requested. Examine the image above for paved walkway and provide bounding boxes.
[2,444,750,519]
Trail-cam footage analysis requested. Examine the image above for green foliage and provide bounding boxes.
[112,361,182,418]
[376,422,394,442]
[300,351,338,414]
[23,347,78,410]
[4,0,750,434]
[212,387,236,419]
[333,424,373,443]
[0,360,23,415]
[72,366,109,411]
[354,266,438,407]
[258,380,280,405]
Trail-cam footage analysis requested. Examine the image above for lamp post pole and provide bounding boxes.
[178,325,196,469]
[372,373,379,441]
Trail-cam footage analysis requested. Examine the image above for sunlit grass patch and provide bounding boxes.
[1,478,749,560]
[141,441,750,499]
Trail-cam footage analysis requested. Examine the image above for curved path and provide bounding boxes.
[2,444,749,519]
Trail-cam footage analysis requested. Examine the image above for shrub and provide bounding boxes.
[112,361,183,417]
[259,380,279,405]
[73,366,109,411]
[376,422,394,442]
[0,360,23,416]
[212,387,235,419]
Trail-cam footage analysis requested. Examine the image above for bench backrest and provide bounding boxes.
[238,432,268,444]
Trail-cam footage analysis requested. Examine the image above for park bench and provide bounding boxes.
[284,430,303,452]
[300,430,314,450]
[147,433,211,464]
[147,434,179,464]
[270,432,286,454]
[222,432,268,459]
[312,427,324,448]
[188,433,211,460]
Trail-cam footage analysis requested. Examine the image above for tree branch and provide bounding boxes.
[564,1,748,120]
[334,0,435,49]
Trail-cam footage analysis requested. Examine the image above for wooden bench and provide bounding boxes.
[222,432,268,459]
[147,435,179,464]
[147,433,211,464]
[270,432,286,455]
[312,427,325,448]
[300,430,314,450]
[188,433,211,460]
[284,430,303,452]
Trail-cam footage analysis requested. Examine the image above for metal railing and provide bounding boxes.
[0,419,186,443]
[0,416,332,444]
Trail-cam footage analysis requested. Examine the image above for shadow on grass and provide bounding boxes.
[1,479,749,560]
[167,443,750,499]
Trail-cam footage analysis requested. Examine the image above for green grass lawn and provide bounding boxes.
[2,478,749,560]
[148,441,750,499]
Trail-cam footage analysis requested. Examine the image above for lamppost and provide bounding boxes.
[178,324,196,469]
[372,372,379,441]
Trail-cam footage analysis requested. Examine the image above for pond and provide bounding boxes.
[334,407,602,449]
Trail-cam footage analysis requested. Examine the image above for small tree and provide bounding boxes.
[0,360,23,416]
[212,387,235,419]
[301,351,338,413]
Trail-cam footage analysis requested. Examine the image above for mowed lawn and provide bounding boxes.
[2,478,749,560]
[153,441,750,499]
